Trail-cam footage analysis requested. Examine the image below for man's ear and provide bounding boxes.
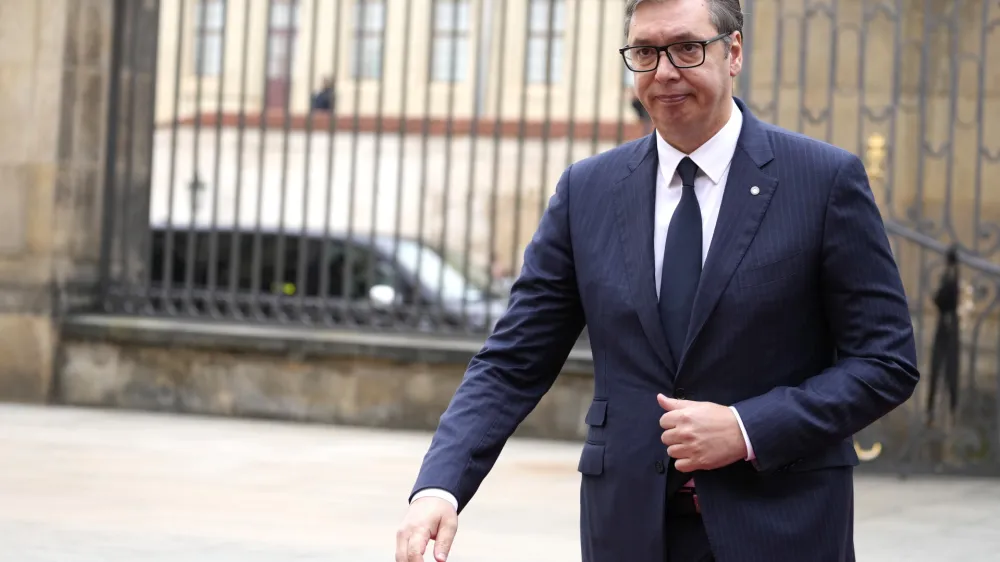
[728,31,743,77]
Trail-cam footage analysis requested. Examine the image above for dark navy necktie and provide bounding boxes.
[658,157,702,364]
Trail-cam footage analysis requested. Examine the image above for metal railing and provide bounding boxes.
[94,0,1000,474]
[858,221,1000,475]
[100,1,999,334]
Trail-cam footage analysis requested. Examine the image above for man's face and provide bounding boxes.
[627,0,742,148]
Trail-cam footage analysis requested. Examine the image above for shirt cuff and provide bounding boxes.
[411,488,459,512]
[729,405,755,461]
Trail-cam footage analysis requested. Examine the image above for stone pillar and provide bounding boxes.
[0,0,116,402]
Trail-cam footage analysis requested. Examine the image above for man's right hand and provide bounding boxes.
[395,496,459,562]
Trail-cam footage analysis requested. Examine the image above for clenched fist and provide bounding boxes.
[395,496,458,562]
[658,393,748,472]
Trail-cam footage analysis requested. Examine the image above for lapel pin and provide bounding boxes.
[750,186,760,196]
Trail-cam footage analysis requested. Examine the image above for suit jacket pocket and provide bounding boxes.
[737,250,805,289]
[578,442,605,476]
[584,398,607,443]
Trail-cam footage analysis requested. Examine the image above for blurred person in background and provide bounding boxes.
[395,0,918,561]
[310,75,335,112]
[926,244,961,426]
[630,85,654,135]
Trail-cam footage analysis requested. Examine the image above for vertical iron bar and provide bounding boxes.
[564,0,581,169]
[911,0,932,359]
[537,0,555,220]
[971,0,989,255]
[392,0,415,328]
[273,0,300,322]
[185,0,212,315]
[855,1,868,168]
[615,1,627,147]
[740,0,755,109]
[119,0,140,311]
[206,0,230,317]
[884,0,904,218]
[367,0,391,323]
[590,0,608,155]
[297,0,322,319]
[511,0,531,280]
[413,0,437,327]
[251,0,278,319]
[344,0,369,323]
[227,0,254,318]
[914,0,930,232]
[795,0,809,133]
[824,0,838,144]
[436,0,462,322]
[161,0,189,315]
[942,2,959,243]
[320,0,346,323]
[140,0,163,313]
[484,0,507,333]
[462,0,487,328]
[99,0,128,310]
[771,0,784,128]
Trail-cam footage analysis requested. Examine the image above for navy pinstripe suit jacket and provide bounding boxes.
[410,97,919,562]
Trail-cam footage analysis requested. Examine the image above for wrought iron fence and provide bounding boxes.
[99,0,999,472]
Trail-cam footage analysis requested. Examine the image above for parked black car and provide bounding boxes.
[147,225,509,334]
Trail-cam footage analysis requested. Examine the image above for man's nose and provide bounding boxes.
[654,52,680,82]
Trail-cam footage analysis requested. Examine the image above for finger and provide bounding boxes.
[666,443,692,460]
[434,515,459,561]
[407,528,431,562]
[657,393,689,412]
[674,458,697,472]
[661,428,685,446]
[395,528,410,562]
[659,411,673,430]
[660,409,684,430]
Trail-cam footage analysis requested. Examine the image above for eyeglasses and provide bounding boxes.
[619,32,730,72]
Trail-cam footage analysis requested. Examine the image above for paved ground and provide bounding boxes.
[2,404,999,562]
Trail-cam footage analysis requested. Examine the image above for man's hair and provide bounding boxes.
[623,0,743,48]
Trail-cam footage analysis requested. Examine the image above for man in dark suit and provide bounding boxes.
[395,0,919,560]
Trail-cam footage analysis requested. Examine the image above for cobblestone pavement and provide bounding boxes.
[2,404,999,562]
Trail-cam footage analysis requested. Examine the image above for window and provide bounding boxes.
[266,1,300,79]
[431,0,470,82]
[525,0,565,84]
[194,0,226,76]
[265,0,300,108]
[351,0,386,80]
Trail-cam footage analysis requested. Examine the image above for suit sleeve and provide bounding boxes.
[732,153,920,472]
[409,165,586,511]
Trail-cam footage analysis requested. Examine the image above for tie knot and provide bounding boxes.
[676,157,699,188]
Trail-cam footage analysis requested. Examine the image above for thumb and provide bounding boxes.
[657,393,687,411]
[434,514,458,561]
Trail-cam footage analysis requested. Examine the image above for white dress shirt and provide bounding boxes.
[413,99,754,512]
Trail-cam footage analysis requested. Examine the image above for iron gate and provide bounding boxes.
[98,0,1000,474]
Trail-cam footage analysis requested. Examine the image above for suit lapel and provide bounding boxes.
[613,135,677,375]
[679,100,779,372]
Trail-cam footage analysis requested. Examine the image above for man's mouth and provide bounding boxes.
[656,94,689,104]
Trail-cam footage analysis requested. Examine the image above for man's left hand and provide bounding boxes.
[657,393,748,472]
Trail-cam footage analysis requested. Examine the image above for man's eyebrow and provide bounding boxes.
[629,31,703,45]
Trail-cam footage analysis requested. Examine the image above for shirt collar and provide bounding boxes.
[655,98,744,186]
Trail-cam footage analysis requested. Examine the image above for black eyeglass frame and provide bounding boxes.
[619,32,731,72]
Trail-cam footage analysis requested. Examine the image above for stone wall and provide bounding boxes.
[0,0,115,402]
[55,316,598,440]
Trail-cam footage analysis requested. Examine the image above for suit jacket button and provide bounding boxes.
[675,388,686,399]
[655,460,665,473]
